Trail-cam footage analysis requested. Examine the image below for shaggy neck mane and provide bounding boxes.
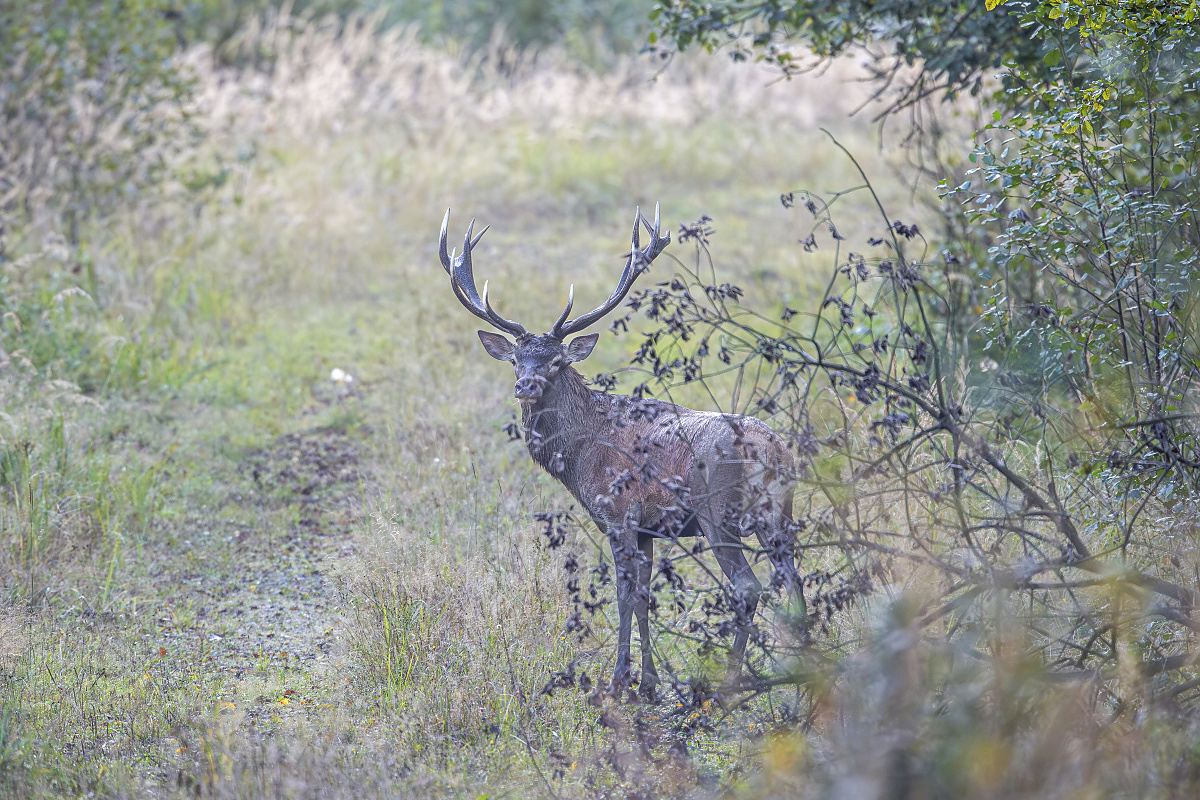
[521,365,603,470]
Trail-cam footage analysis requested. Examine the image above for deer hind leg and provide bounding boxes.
[701,511,763,686]
[753,517,807,645]
[750,504,806,617]
[746,465,807,636]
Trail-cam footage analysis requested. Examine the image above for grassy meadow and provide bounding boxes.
[0,12,957,797]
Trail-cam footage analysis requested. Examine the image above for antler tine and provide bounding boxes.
[440,210,526,337]
[648,203,661,242]
[480,279,526,335]
[454,219,484,306]
[639,202,668,263]
[553,204,671,339]
[550,284,575,338]
[439,208,453,275]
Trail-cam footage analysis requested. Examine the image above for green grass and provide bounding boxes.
[0,13,953,799]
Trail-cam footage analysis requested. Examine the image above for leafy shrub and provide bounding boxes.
[651,0,1051,109]
[529,155,1199,795]
[0,0,197,243]
[953,0,1200,502]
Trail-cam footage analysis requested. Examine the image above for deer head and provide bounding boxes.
[439,205,671,404]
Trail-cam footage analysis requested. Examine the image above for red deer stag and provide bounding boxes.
[439,206,804,698]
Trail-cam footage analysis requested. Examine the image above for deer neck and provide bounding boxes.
[521,366,602,471]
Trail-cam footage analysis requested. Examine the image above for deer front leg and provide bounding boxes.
[607,525,638,695]
[601,500,658,700]
[635,530,659,701]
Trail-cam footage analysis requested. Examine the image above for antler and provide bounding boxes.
[551,203,670,340]
[439,209,527,338]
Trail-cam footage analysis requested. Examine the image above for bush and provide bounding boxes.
[651,0,1051,110]
[953,0,1200,497]
[529,152,1199,795]
[0,0,197,244]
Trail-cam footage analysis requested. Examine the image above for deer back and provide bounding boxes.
[545,388,794,535]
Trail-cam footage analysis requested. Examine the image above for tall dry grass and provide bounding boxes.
[182,8,918,310]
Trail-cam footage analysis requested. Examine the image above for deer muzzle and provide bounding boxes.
[515,374,547,402]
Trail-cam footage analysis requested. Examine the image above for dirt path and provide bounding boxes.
[149,425,365,725]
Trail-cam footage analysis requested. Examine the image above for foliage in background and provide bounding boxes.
[0,0,199,245]
[955,0,1200,490]
[0,0,657,251]
[650,0,1052,111]
[181,0,654,65]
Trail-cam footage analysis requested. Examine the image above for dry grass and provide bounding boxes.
[185,8,929,312]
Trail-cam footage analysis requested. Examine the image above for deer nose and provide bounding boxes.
[515,376,543,400]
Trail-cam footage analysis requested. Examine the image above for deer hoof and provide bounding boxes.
[608,669,634,699]
[718,669,746,705]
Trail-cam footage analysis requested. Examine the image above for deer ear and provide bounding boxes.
[564,333,599,363]
[478,330,515,361]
